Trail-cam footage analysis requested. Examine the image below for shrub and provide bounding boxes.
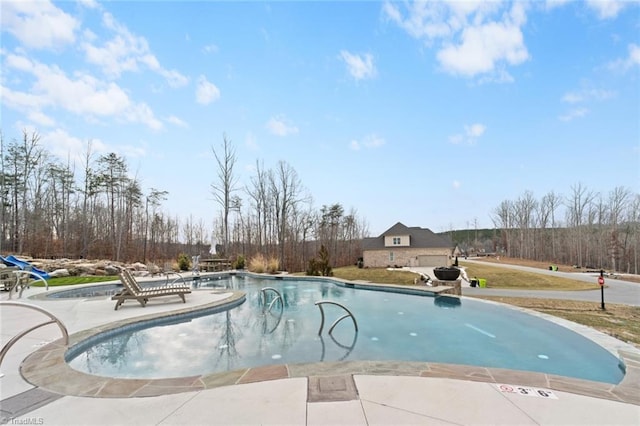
[306,258,320,276]
[249,254,266,273]
[266,257,279,274]
[177,253,191,271]
[233,255,246,270]
[248,254,279,274]
[307,245,332,276]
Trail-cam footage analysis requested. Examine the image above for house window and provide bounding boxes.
[389,252,394,262]
[393,237,401,245]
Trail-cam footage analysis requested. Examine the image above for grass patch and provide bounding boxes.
[332,266,419,285]
[460,261,596,290]
[32,276,119,287]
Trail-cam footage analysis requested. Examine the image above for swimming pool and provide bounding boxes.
[65,275,625,384]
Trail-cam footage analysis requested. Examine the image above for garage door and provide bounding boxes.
[417,255,447,267]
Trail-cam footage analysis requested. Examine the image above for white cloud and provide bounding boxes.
[196,75,221,105]
[1,0,78,49]
[42,128,87,162]
[350,133,385,150]
[27,110,56,127]
[608,43,640,72]
[452,180,461,189]
[449,123,486,145]
[448,134,464,145]
[437,19,529,77]
[586,0,626,19]
[562,89,616,103]
[203,44,219,54]
[78,0,100,9]
[167,115,188,128]
[465,123,486,138]
[339,51,377,80]
[546,0,627,19]
[39,129,111,168]
[545,0,572,11]
[559,85,615,121]
[80,11,187,87]
[266,116,299,136]
[559,107,589,122]
[2,52,163,130]
[245,132,259,151]
[384,1,529,81]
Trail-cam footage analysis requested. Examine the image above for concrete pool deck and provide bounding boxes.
[2,276,640,425]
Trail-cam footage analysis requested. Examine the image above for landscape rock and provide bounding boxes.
[48,269,70,278]
[104,265,120,275]
[0,256,178,277]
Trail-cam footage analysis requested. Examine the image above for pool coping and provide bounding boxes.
[18,279,640,406]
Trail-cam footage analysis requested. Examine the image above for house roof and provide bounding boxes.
[362,222,453,250]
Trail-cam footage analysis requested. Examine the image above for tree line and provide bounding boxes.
[210,135,368,272]
[489,184,639,273]
[0,130,368,271]
[4,130,636,274]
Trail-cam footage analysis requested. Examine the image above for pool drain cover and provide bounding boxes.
[307,374,359,402]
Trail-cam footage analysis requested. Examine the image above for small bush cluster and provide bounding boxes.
[233,255,246,270]
[177,253,191,271]
[306,245,332,276]
[248,254,279,274]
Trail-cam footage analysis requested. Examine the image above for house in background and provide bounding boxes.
[362,222,457,268]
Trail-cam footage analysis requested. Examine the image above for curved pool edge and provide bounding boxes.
[19,347,640,405]
[17,274,640,405]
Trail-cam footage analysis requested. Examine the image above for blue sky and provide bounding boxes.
[1,0,639,237]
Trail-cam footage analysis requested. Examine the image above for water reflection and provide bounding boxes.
[434,295,462,309]
[212,310,239,371]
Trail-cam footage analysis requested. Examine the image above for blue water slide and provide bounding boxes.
[1,255,50,279]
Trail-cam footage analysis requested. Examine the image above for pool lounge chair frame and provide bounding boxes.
[112,268,191,310]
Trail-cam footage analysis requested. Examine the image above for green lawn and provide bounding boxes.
[331,266,419,285]
[32,275,119,287]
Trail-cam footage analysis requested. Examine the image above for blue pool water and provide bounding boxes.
[65,275,625,383]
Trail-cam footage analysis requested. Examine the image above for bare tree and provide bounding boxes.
[96,153,129,260]
[4,130,44,253]
[565,183,596,268]
[144,188,168,262]
[246,160,271,249]
[269,161,307,270]
[540,191,561,259]
[211,134,238,257]
[608,186,631,271]
[491,200,514,257]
